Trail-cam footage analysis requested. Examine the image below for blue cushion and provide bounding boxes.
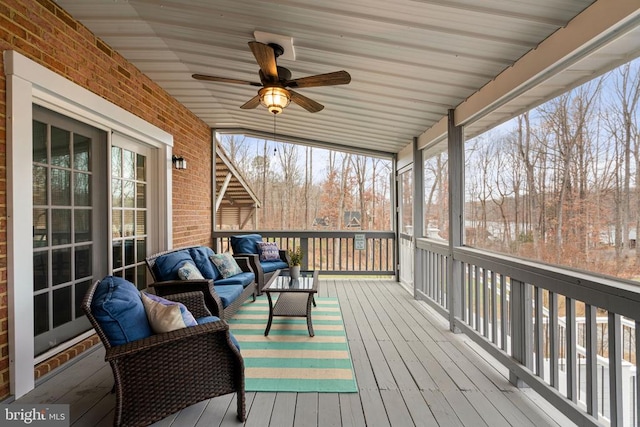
[261,260,289,273]
[215,271,255,288]
[188,246,220,280]
[214,284,244,308]
[196,316,240,350]
[90,276,153,346]
[230,234,263,255]
[153,250,193,281]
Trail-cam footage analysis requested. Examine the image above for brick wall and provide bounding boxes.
[0,0,215,398]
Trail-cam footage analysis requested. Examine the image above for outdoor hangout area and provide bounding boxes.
[2,1,640,427]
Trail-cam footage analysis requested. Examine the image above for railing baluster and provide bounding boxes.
[473,265,480,332]
[608,312,622,427]
[501,274,507,351]
[535,286,544,378]
[483,268,489,338]
[566,297,576,402]
[586,304,598,418]
[467,263,473,326]
[550,291,558,389]
[491,271,497,344]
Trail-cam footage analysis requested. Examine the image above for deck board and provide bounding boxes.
[17,279,576,426]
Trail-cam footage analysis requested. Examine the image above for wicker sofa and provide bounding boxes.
[230,234,290,293]
[82,276,245,426]
[146,245,256,319]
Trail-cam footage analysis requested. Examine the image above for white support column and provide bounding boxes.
[412,137,424,297]
[447,110,463,331]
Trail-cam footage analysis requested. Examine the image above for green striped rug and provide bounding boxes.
[228,297,358,393]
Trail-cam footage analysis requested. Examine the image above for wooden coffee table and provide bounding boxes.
[261,270,319,337]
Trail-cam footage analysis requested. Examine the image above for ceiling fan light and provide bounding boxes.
[259,86,290,115]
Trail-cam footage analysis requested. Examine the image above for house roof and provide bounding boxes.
[56,0,639,157]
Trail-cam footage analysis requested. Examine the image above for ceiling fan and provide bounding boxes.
[193,41,351,114]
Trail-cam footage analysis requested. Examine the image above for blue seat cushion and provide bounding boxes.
[261,260,289,273]
[230,234,263,255]
[153,249,194,281]
[214,284,244,308]
[90,276,153,346]
[188,246,220,280]
[196,315,240,350]
[214,271,255,288]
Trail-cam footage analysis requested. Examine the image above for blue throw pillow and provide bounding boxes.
[188,246,220,280]
[90,276,153,346]
[152,249,193,281]
[230,234,263,255]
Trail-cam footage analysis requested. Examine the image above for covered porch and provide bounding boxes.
[16,278,574,427]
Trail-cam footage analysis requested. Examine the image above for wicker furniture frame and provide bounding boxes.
[82,280,245,426]
[145,246,257,319]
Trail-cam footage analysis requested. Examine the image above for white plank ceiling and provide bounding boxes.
[54,0,602,156]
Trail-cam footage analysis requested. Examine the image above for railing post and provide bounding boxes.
[301,237,309,270]
[447,109,463,332]
[412,137,423,295]
[509,279,532,387]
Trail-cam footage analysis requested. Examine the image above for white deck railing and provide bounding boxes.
[415,238,640,427]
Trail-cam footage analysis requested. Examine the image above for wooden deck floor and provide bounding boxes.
[16,279,576,426]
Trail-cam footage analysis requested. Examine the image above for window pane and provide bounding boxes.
[136,238,146,263]
[136,183,146,208]
[52,209,71,245]
[112,178,122,207]
[52,209,71,246]
[124,239,135,265]
[124,267,135,284]
[33,251,48,291]
[136,153,146,181]
[52,248,71,285]
[33,165,47,205]
[123,181,135,208]
[53,287,72,328]
[51,126,70,168]
[136,266,147,290]
[124,210,134,237]
[33,120,47,164]
[75,280,91,319]
[34,293,49,336]
[111,146,121,178]
[75,245,92,279]
[112,209,122,238]
[74,172,91,206]
[73,134,91,171]
[123,150,135,179]
[75,209,91,243]
[136,210,146,235]
[33,208,48,248]
[51,168,71,206]
[113,241,123,269]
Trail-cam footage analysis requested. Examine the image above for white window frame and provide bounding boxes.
[4,50,173,398]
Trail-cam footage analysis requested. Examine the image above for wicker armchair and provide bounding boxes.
[82,279,245,426]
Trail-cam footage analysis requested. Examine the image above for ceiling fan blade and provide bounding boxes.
[240,95,261,110]
[286,70,351,88]
[289,90,324,113]
[248,41,278,82]
[192,74,261,86]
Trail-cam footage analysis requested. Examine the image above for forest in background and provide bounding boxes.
[218,136,393,231]
[424,60,640,281]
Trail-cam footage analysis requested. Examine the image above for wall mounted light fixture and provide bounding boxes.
[172,155,187,170]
